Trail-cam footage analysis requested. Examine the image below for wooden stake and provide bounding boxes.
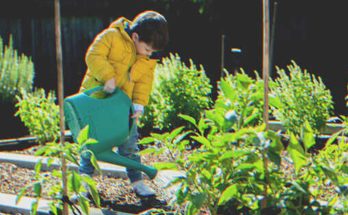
[54,0,68,214]
[220,34,225,78]
[263,0,270,130]
[270,1,278,78]
[262,0,270,209]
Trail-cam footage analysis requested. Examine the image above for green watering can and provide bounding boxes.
[64,86,157,179]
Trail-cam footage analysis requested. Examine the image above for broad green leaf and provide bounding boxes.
[218,184,238,205]
[191,136,211,147]
[320,165,339,185]
[16,185,31,204]
[139,147,157,155]
[266,130,284,153]
[220,78,236,99]
[291,181,307,194]
[173,131,191,146]
[184,202,196,215]
[201,169,212,181]
[179,114,197,126]
[34,160,42,177]
[89,152,101,174]
[243,111,259,127]
[236,163,256,172]
[71,171,80,192]
[88,182,101,207]
[198,117,208,134]
[303,121,315,150]
[328,195,338,207]
[31,200,38,215]
[46,157,54,168]
[153,162,178,170]
[33,182,42,197]
[267,150,281,166]
[77,125,89,144]
[168,126,185,140]
[79,196,90,215]
[65,150,79,165]
[34,146,49,156]
[139,136,155,145]
[84,138,98,145]
[287,133,307,174]
[219,151,233,161]
[190,192,207,210]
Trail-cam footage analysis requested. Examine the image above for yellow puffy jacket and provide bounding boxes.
[80,17,157,106]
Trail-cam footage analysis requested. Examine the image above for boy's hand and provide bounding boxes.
[131,110,142,123]
[104,78,116,93]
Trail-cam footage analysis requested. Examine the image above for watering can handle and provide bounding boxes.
[83,86,118,97]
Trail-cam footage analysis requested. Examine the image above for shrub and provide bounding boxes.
[213,70,268,131]
[0,35,34,102]
[15,88,60,144]
[140,53,212,133]
[270,61,333,135]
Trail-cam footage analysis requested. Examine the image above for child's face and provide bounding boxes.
[132,33,157,57]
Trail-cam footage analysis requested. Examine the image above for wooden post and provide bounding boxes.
[262,0,270,209]
[263,1,270,130]
[220,34,225,78]
[54,0,68,214]
[270,1,278,78]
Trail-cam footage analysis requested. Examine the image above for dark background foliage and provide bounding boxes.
[0,0,347,137]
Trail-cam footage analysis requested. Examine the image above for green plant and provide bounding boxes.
[140,53,212,134]
[0,35,34,102]
[15,88,60,144]
[140,111,285,215]
[281,122,347,214]
[16,126,101,215]
[213,70,277,131]
[270,61,333,135]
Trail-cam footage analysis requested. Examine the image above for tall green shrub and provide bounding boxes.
[140,53,212,133]
[270,61,333,135]
[213,70,267,131]
[0,36,34,102]
[15,88,60,144]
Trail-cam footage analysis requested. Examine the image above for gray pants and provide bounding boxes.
[78,124,143,183]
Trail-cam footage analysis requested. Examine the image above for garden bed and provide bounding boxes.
[0,144,183,214]
[0,141,340,214]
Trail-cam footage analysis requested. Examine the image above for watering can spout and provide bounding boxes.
[96,150,158,179]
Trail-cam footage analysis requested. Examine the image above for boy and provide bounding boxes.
[78,10,169,198]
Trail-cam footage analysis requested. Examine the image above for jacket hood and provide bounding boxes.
[109,17,132,30]
[109,17,133,43]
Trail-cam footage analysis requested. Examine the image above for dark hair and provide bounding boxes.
[130,11,169,50]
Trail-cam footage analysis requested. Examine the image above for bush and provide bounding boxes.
[213,70,267,131]
[0,35,34,102]
[140,53,212,133]
[270,61,333,135]
[15,88,60,144]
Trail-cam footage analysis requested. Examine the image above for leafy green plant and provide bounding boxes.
[270,61,334,135]
[15,88,60,144]
[140,111,285,215]
[213,70,277,131]
[140,53,212,134]
[281,122,347,214]
[0,35,34,102]
[16,126,101,215]
[139,79,347,215]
